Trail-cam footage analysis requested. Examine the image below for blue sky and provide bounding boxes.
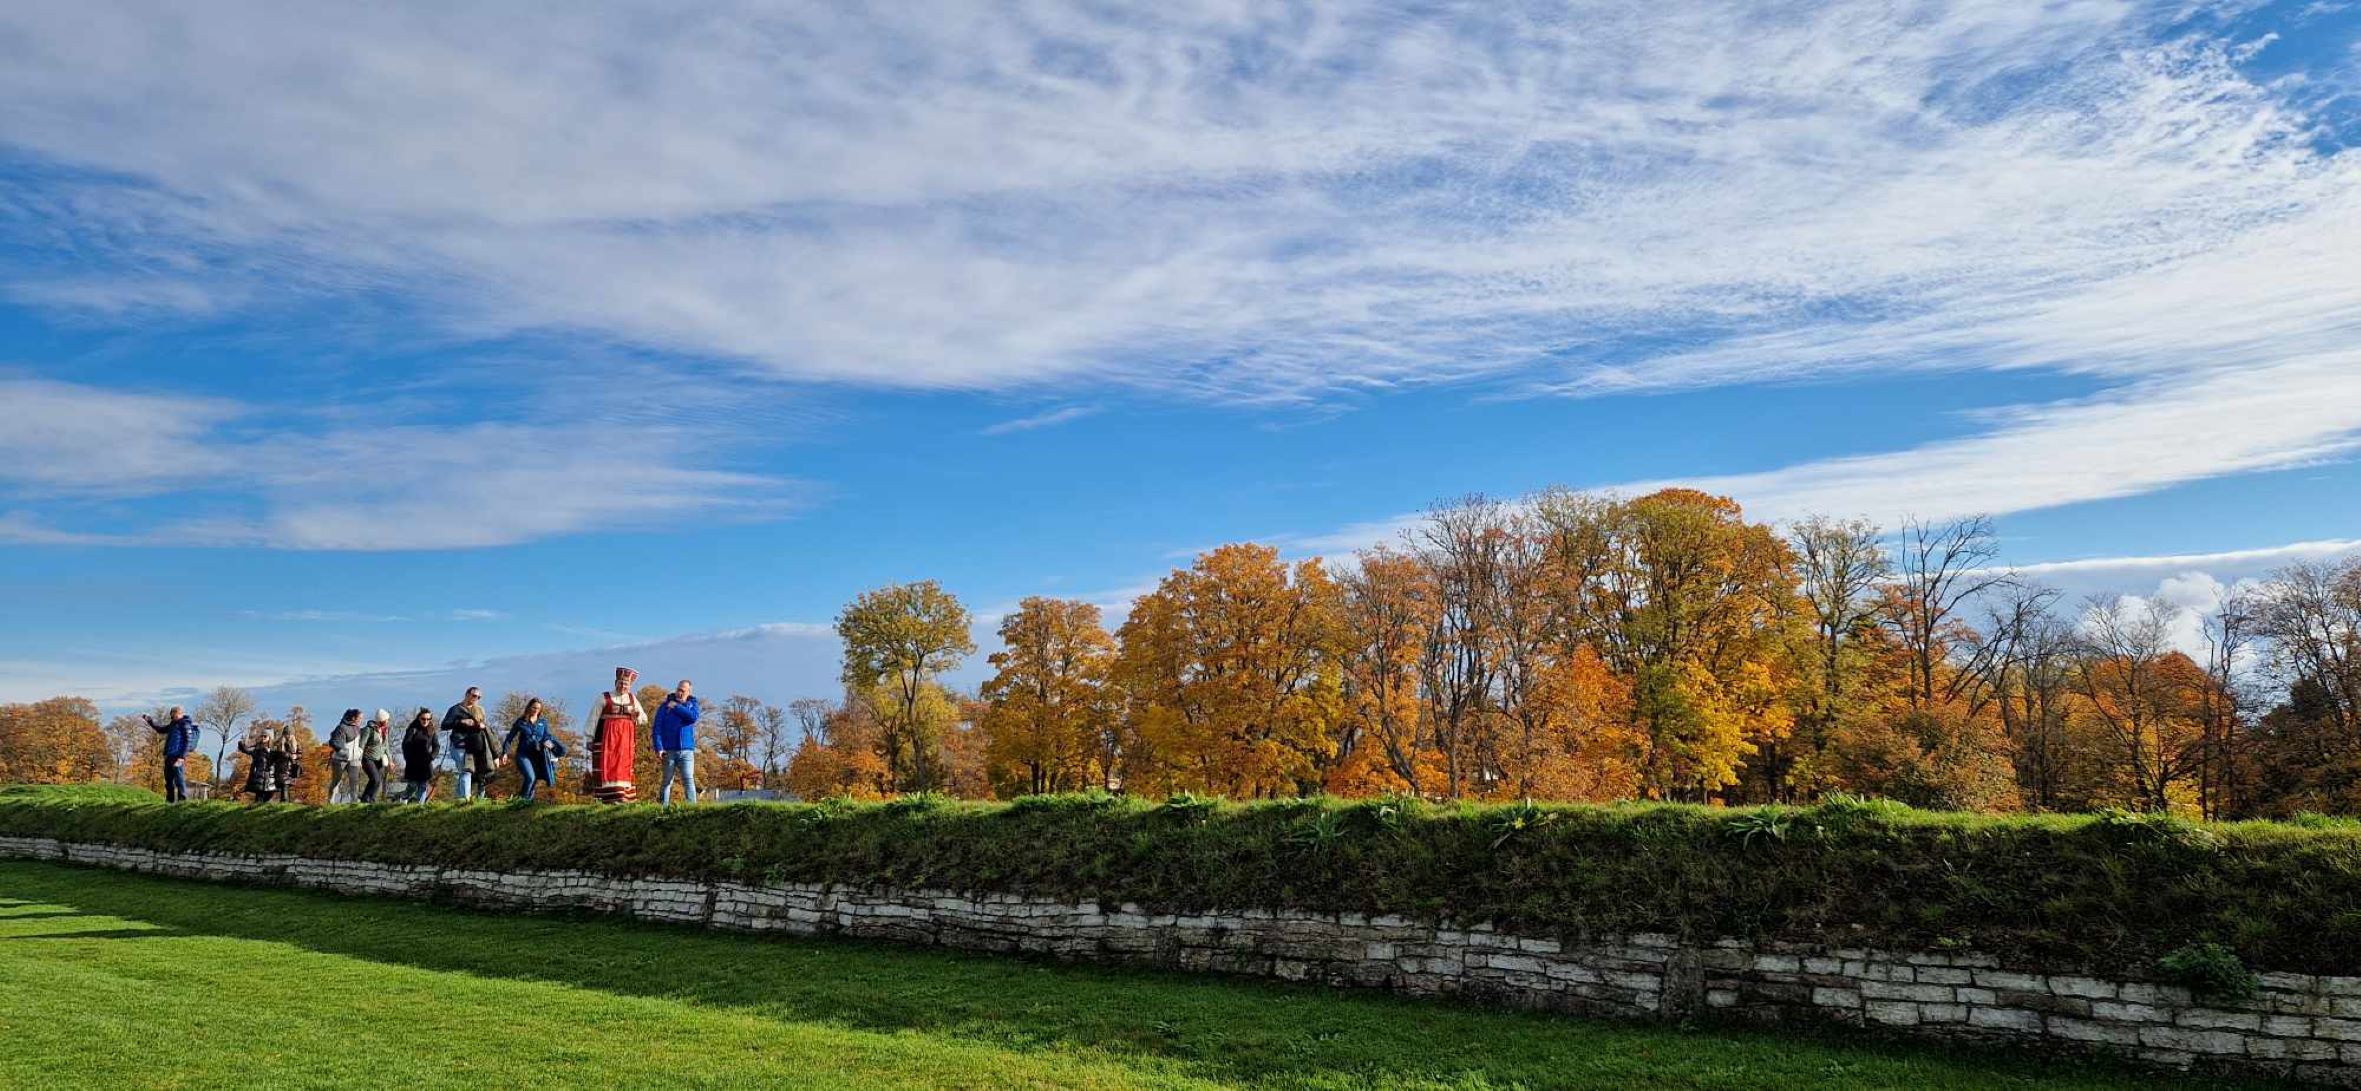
[2,0,2359,718]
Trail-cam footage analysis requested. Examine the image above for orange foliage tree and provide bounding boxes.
[980,597,1117,795]
[0,697,112,785]
[1114,543,1343,797]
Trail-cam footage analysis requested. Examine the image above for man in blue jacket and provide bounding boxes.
[652,679,700,805]
[142,706,198,802]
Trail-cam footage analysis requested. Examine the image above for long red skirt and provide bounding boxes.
[591,713,638,803]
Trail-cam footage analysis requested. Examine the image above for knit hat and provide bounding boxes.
[373,709,390,723]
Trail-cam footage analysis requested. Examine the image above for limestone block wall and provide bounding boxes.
[5,834,2356,1086]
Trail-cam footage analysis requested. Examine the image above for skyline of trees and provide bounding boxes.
[7,486,2359,817]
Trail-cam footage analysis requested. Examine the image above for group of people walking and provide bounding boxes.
[140,666,703,806]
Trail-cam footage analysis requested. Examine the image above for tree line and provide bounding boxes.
[796,488,2361,817]
[5,486,2357,816]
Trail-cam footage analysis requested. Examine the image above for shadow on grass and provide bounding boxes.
[0,926,181,942]
[0,861,2279,1091]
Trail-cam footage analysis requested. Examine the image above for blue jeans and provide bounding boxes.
[660,751,697,804]
[162,759,187,803]
[516,754,552,801]
[455,768,475,799]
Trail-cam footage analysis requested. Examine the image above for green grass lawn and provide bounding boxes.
[0,861,2268,1090]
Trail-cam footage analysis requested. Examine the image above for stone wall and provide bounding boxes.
[6,834,2358,1085]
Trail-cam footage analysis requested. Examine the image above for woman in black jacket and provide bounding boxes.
[236,729,279,803]
[265,722,302,802]
[400,709,442,803]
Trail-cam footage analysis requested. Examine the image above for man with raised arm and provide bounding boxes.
[652,679,701,805]
[142,706,197,803]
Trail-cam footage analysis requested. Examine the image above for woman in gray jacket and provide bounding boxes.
[325,709,364,803]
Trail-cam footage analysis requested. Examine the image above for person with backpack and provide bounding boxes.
[325,709,365,803]
[359,709,392,803]
[499,697,566,802]
[142,706,198,803]
[400,708,442,803]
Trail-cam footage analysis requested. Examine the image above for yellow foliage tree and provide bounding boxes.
[1539,488,1801,800]
[0,697,111,785]
[1334,546,1439,796]
[980,597,1117,795]
[1115,543,1344,797]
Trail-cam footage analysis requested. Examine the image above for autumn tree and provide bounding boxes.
[1540,488,1799,801]
[2073,596,2214,813]
[1972,585,2083,810]
[0,697,111,785]
[980,597,1117,795]
[837,580,976,792]
[280,709,328,805]
[709,695,767,792]
[778,698,833,791]
[102,709,166,785]
[1335,546,1440,795]
[1783,515,1889,800]
[1115,543,1343,797]
[1410,496,1513,798]
[940,694,994,799]
[1488,505,1633,801]
[784,697,891,800]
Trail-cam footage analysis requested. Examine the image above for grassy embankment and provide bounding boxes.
[0,860,2282,1090]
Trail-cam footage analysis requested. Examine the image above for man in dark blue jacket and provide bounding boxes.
[651,679,700,805]
[143,706,198,802]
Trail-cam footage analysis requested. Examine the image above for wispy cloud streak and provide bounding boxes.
[981,405,1099,436]
[0,1,2355,542]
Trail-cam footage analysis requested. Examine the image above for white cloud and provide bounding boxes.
[0,2,2350,399]
[0,1,2355,539]
[0,378,240,494]
[0,380,796,549]
[1999,539,2361,579]
[980,405,1100,436]
[1629,352,2361,525]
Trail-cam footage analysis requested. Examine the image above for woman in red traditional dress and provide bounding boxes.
[588,666,646,803]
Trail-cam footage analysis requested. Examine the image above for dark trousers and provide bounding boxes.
[162,760,187,803]
[360,759,386,803]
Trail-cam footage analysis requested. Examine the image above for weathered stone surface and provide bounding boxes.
[1865,1000,1921,1026]
[1970,1007,2045,1032]
[7,836,2358,1087]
